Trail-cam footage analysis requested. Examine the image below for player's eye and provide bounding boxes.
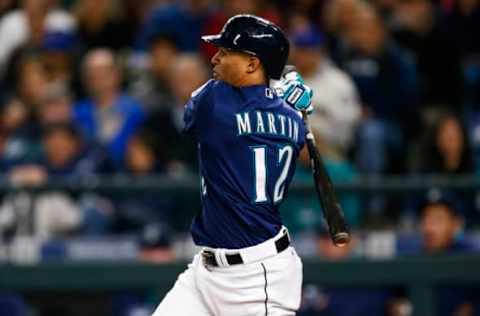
[218,48,227,57]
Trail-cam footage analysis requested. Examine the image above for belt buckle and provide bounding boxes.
[201,250,216,267]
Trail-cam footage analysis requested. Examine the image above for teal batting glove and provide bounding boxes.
[276,71,314,114]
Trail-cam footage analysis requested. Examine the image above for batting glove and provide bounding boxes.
[275,71,314,114]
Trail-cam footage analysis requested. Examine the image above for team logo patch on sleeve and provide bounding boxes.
[265,88,273,99]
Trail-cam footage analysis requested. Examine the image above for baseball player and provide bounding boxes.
[152,14,313,316]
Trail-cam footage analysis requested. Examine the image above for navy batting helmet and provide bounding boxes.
[202,14,290,80]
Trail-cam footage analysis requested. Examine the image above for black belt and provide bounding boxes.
[202,232,290,267]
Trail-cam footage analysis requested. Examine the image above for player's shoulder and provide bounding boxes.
[208,79,240,94]
[191,79,236,101]
[191,79,215,99]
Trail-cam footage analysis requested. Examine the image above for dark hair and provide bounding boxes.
[422,112,473,174]
[42,123,81,140]
[148,32,178,50]
[419,189,463,218]
[130,129,157,151]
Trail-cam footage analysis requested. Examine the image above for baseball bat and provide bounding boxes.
[282,65,350,247]
[301,112,350,247]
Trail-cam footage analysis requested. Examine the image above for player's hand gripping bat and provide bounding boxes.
[278,66,351,247]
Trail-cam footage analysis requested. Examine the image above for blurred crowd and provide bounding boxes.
[0,0,478,315]
[297,192,480,316]
[0,0,479,253]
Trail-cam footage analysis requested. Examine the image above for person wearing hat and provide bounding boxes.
[296,226,394,316]
[396,190,479,316]
[282,21,362,232]
[290,19,361,157]
[419,190,473,254]
[151,14,313,316]
[39,31,77,87]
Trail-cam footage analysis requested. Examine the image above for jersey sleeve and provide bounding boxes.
[292,110,307,151]
[183,79,214,134]
[299,118,307,150]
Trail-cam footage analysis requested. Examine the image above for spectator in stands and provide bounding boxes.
[289,18,361,157]
[277,0,325,27]
[297,229,393,316]
[130,32,178,112]
[135,0,214,52]
[40,123,113,235]
[390,190,478,316]
[419,191,473,254]
[340,3,420,175]
[74,0,133,52]
[417,113,473,175]
[124,131,165,176]
[144,53,208,173]
[400,192,478,316]
[74,49,145,167]
[391,0,464,109]
[40,123,112,177]
[323,0,360,38]
[0,0,76,77]
[0,98,40,170]
[37,83,73,127]
[138,222,176,263]
[322,0,362,63]
[38,116,116,238]
[0,128,86,239]
[14,54,49,110]
[281,129,361,234]
[413,113,479,225]
[39,30,77,87]
[0,175,82,240]
[168,53,209,117]
[113,131,176,242]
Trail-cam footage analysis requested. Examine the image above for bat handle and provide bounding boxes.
[301,111,315,138]
[301,110,309,124]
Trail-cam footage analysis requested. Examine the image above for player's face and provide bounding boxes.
[210,47,255,86]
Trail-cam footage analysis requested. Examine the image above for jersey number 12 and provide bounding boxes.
[252,145,293,204]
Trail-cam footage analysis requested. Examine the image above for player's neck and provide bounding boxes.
[234,72,267,88]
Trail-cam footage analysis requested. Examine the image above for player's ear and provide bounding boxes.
[246,56,261,74]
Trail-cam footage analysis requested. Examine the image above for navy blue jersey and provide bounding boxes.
[184,80,306,249]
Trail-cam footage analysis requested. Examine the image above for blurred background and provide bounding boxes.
[0,0,479,315]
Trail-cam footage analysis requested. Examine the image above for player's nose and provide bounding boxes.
[211,50,220,65]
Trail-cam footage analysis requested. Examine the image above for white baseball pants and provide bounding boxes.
[151,246,303,316]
